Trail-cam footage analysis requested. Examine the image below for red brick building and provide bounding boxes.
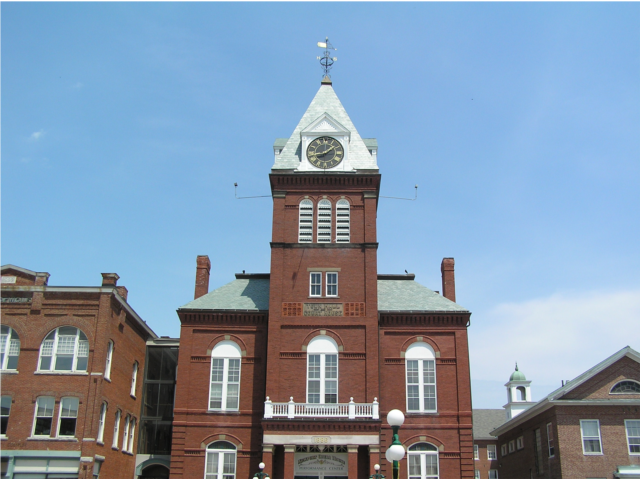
[1,265,157,479]
[491,347,640,479]
[170,76,474,479]
[472,410,503,479]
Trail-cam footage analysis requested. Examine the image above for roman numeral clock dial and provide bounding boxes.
[307,136,344,169]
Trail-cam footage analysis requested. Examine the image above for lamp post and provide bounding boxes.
[252,462,270,479]
[384,409,405,480]
[370,463,385,479]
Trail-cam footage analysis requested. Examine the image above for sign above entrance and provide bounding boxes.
[294,452,348,477]
[303,303,343,317]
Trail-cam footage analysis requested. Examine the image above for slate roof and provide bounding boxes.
[472,409,506,440]
[377,280,468,312]
[272,82,378,171]
[179,277,468,313]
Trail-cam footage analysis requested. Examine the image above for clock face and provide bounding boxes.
[307,136,344,169]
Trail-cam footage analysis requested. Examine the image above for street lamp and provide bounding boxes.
[370,463,385,479]
[385,409,405,480]
[252,462,270,479]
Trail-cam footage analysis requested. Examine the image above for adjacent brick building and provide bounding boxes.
[490,346,640,479]
[472,410,503,479]
[169,76,474,479]
[1,265,157,479]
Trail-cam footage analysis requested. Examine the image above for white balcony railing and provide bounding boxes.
[264,397,379,420]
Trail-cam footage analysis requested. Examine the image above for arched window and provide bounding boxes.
[405,342,437,413]
[516,386,526,401]
[205,441,237,479]
[336,199,350,243]
[408,443,439,479]
[307,336,338,404]
[209,341,241,411]
[317,199,332,243]
[610,380,640,394]
[38,326,89,372]
[104,340,114,380]
[299,200,313,243]
[0,325,20,370]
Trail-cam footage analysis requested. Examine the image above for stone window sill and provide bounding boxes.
[0,370,18,375]
[35,371,89,376]
[27,436,79,442]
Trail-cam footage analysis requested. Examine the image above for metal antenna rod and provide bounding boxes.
[234,183,271,199]
[380,185,419,201]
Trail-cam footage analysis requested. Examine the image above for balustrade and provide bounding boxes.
[264,396,379,420]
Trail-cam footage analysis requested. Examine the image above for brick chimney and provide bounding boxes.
[441,258,456,303]
[116,286,128,301]
[101,273,120,287]
[194,255,211,300]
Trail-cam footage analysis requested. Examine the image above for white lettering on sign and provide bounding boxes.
[294,453,348,476]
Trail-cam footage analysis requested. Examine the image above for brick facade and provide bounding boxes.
[1,265,155,479]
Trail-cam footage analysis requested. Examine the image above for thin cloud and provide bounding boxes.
[470,289,640,387]
[30,130,45,141]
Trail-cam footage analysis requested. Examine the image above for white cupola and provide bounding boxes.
[503,363,536,420]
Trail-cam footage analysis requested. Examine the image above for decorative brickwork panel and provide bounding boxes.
[344,302,366,317]
[282,303,303,317]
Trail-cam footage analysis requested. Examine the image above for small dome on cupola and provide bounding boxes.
[509,363,527,382]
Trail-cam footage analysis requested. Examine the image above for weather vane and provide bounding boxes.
[317,37,337,78]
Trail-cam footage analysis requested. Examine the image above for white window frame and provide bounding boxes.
[317,199,332,243]
[127,417,136,453]
[326,272,338,297]
[547,423,555,457]
[209,341,242,412]
[474,470,480,479]
[37,326,89,373]
[580,419,603,455]
[112,410,121,449]
[625,419,640,455]
[104,340,113,380]
[516,436,524,450]
[336,199,350,243]
[473,444,479,460]
[0,325,20,371]
[56,397,79,438]
[122,415,131,452]
[487,444,497,460]
[508,440,515,453]
[407,443,439,479]
[405,343,437,413]
[299,199,313,243]
[610,380,640,394]
[500,444,507,456]
[310,272,322,297]
[130,361,139,397]
[306,336,339,405]
[488,469,499,479]
[32,396,55,437]
[205,441,237,479]
[97,402,107,444]
[1,396,11,437]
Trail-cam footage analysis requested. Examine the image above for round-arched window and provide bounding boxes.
[408,443,439,479]
[209,341,242,411]
[405,342,437,412]
[307,336,339,404]
[205,441,237,479]
[38,326,89,372]
[0,325,20,370]
[610,380,640,394]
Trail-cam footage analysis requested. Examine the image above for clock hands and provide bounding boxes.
[317,144,337,156]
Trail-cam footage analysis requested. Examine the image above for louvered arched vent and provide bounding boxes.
[299,200,313,243]
[317,199,332,243]
[336,199,350,243]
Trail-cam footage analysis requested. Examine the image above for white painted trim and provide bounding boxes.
[262,434,379,445]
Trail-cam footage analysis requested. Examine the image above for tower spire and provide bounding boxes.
[317,37,337,81]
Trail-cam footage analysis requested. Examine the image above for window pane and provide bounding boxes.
[210,384,222,409]
[227,359,240,382]
[407,361,419,384]
[58,418,77,436]
[54,355,74,371]
[206,452,219,478]
[584,439,601,453]
[211,359,224,382]
[60,398,79,417]
[144,383,160,417]
[160,348,179,381]
[407,386,420,411]
[146,348,163,380]
[37,397,55,417]
[582,420,599,437]
[425,455,438,476]
[226,384,239,409]
[223,452,236,475]
[34,418,52,436]
[408,455,421,477]
[423,360,435,384]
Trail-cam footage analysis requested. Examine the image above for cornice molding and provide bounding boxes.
[271,242,378,249]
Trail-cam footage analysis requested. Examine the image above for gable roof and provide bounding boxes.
[1,264,42,279]
[473,409,506,440]
[491,346,640,436]
[271,82,378,172]
[178,276,468,313]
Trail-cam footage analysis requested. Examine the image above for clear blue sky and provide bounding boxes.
[3,2,639,409]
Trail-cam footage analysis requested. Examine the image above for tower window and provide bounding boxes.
[299,200,313,243]
[326,272,338,296]
[336,199,350,243]
[310,273,322,297]
[317,199,332,243]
